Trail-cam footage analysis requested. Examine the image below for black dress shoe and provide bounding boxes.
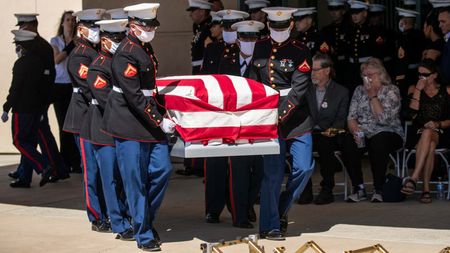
[39,166,53,187]
[49,174,71,183]
[297,184,313,205]
[8,171,19,179]
[280,215,288,234]
[248,207,257,223]
[233,221,254,229]
[70,166,82,174]
[115,228,134,241]
[314,189,334,205]
[260,229,285,241]
[205,213,220,223]
[152,227,161,245]
[10,179,30,188]
[92,220,112,233]
[140,240,161,251]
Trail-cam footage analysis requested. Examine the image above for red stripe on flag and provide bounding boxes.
[177,125,278,142]
[214,75,237,111]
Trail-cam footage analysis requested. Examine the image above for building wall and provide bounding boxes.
[0,0,82,153]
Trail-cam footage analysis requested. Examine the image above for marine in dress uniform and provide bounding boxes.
[245,0,270,38]
[2,30,53,188]
[394,8,426,98]
[101,3,173,251]
[344,1,373,94]
[80,18,133,240]
[200,11,224,74]
[64,9,111,232]
[368,4,396,77]
[10,14,69,182]
[187,0,213,74]
[320,0,348,84]
[201,9,248,225]
[438,6,450,83]
[293,7,325,56]
[249,7,314,240]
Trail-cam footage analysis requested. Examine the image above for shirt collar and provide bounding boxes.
[445,32,450,43]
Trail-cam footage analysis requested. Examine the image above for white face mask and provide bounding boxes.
[136,27,155,43]
[239,40,256,56]
[107,40,120,54]
[87,27,100,44]
[222,31,237,44]
[269,27,291,43]
[15,46,23,58]
[398,23,405,33]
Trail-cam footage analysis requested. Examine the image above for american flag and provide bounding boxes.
[156,75,279,143]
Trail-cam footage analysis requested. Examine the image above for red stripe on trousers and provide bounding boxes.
[13,114,43,171]
[228,158,237,224]
[38,129,55,167]
[80,137,100,220]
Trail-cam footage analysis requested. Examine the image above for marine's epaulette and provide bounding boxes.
[256,37,271,43]
[291,39,306,50]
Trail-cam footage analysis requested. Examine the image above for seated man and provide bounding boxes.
[305,53,361,204]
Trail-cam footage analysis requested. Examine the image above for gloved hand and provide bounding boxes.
[63,40,75,55]
[160,118,176,134]
[1,111,8,123]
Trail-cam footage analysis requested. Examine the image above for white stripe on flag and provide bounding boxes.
[170,109,277,128]
[158,75,223,109]
[263,84,279,97]
[226,75,252,109]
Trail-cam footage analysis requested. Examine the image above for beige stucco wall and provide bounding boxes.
[0,0,82,153]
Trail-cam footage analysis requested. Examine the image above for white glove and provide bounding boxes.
[1,112,8,123]
[160,118,176,134]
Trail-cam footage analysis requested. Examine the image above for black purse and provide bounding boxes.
[382,173,406,202]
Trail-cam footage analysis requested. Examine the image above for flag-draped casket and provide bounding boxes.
[156,75,280,157]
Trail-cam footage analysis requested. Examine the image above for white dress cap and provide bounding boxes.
[347,0,369,9]
[231,20,265,33]
[396,7,419,17]
[403,0,416,5]
[73,9,106,21]
[95,19,128,33]
[14,13,39,24]
[216,10,249,21]
[327,0,346,6]
[369,4,385,12]
[186,0,213,11]
[11,29,37,42]
[245,0,270,10]
[211,11,222,23]
[429,0,450,8]
[106,8,128,19]
[293,7,317,17]
[262,7,298,22]
[124,3,160,20]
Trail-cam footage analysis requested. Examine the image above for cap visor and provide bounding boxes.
[186,7,199,11]
[268,20,291,29]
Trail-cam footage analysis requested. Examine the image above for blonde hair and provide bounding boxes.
[360,57,392,85]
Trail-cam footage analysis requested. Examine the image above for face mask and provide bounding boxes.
[15,46,23,58]
[107,40,120,54]
[238,40,256,56]
[222,31,237,44]
[87,27,100,44]
[135,26,155,43]
[269,27,291,43]
[398,23,405,33]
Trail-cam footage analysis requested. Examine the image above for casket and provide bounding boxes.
[157,75,280,157]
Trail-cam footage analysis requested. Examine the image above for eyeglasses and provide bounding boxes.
[137,25,157,32]
[311,66,330,72]
[418,72,434,78]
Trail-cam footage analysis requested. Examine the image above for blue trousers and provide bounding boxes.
[93,144,130,233]
[259,134,314,232]
[75,135,107,222]
[115,139,172,247]
[12,113,47,184]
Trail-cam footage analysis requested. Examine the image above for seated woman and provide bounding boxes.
[347,58,404,203]
[401,59,450,203]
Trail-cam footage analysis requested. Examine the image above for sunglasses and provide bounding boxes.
[418,72,434,78]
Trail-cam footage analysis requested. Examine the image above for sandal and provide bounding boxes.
[419,192,432,204]
[400,177,417,195]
